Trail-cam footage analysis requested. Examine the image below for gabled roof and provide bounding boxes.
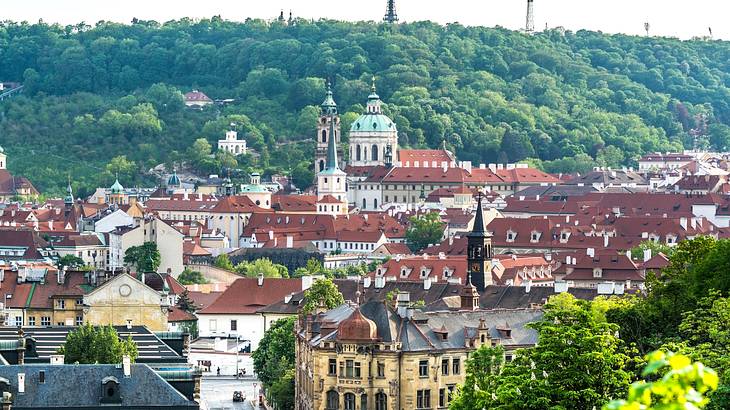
[184,90,212,102]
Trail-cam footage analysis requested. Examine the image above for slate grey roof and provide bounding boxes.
[0,326,185,364]
[303,300,542,352]
[267,279,607,317]
[0,364,198,409]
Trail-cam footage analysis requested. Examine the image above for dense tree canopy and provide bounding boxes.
[451,293,639,410]
[1,19,728,194]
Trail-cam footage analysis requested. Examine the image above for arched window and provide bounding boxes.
[344,393,356,410]
[361,394,367,410]
[362,198,367,209]
[327,390,339,410]
[375,392,387,410]
[319,160,325,172]
[373,198,378,209]
[372,144,379,161]
[322,129,327,143]
[356,145,361,161]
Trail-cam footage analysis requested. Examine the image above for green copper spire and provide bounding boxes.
[110,175,124,194]
[324,111,340,172]
[320,81,337,116]
[64,177,74,206]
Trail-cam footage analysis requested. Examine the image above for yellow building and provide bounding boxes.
[294,289,542,410]
[83,273,169,331]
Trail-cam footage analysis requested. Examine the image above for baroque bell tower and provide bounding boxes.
[315,81,343,173]
[467,193,494,292]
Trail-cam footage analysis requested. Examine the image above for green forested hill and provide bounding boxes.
[1,18,730,195]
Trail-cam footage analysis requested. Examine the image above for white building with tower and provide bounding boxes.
[218,130,247,156]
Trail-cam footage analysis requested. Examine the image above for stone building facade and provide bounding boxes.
[294,292,541,410]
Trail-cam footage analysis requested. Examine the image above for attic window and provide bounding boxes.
[593,268,603,278]
[506,230,516,243]
[401,268,408,278]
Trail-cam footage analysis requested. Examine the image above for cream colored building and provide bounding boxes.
[107,217,183,275]
[295,291,541,410]
[83,273,169,331]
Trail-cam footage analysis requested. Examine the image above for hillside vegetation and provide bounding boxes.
[1,18,730,195]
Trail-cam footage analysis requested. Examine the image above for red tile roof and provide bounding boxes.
[199,278,304,314]
[398,149,453,165]
[184,90,212,102]
[168,306,197,322]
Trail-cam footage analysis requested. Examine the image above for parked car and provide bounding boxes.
[233,391,245,402]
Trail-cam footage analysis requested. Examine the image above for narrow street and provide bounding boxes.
[201,376,261,410]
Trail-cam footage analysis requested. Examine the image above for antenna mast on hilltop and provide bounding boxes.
[644,21,650,36]
[384,0,399,24]
[525,0,535,33]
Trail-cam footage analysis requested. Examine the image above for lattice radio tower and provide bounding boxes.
[525,0,535,33]
[384,0,399,24]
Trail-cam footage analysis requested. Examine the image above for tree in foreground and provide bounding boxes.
[252,316,296,407]
[301,278,345,314]
[57,324,138,364]
[451,293,637,410]
[406,212,445,252]
[604,351,718,410]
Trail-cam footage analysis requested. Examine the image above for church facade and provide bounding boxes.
[314,80,558,212]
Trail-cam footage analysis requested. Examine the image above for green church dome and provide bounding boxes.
[350,113,397,133]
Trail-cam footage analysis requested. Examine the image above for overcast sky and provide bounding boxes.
[2,0,727,40]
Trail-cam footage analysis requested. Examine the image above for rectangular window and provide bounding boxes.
[328,358,337,376]
[417,390,431,409]
[439,388,446,408]
[28,316,35,326]
[377,362,385,377]
[346,360,354,378]
[41,316,50,326]
[419,360,429,377]
[76,316,83,326]
[452,358,461,375]
[447,385,455,401]
[441,358,449,375]
[230,320,237,331]
[354,362,361,378]
[209,319,217,331]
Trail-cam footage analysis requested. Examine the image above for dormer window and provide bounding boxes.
[100,376,122,404]
[506,230,517,243]
[530,231,541,243]
[593,268,603,278]
[560,231,570,243]
[401,268,408,278]
[666,235,677,245]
